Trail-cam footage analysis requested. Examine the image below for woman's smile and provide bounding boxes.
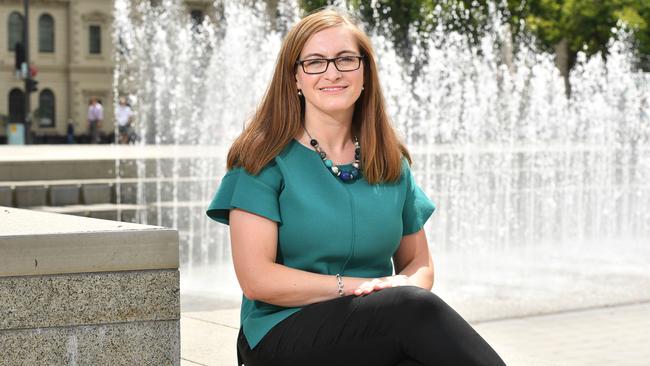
[319,85,348,94]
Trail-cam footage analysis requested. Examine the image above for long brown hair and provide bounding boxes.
[226,7,411,184]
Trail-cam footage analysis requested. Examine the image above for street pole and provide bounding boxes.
[23,0,31,144]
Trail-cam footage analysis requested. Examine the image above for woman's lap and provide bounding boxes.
[239,286,505,366]
[241,333,402,366]
[247,287,427,354]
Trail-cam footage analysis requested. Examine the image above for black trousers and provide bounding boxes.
[238,286,506,366]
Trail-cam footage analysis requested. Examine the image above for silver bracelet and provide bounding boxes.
[336,274,344,297]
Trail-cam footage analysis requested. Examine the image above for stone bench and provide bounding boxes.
[0,207,180,365]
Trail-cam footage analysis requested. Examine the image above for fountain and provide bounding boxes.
[112,0,650,317]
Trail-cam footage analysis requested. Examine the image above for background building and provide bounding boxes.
[0,0,210,143]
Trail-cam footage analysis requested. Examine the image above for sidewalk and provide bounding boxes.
[180,301,650,366]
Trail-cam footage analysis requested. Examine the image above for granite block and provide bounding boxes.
[0,186,12,207]
[0,206,180,365]
[81,183,112,204]
[15,185,47,207]
[0,320,179,366]
[0,270,180,330]
[49,184,80,206]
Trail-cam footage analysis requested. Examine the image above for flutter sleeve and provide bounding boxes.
[401,159,436,236]
[206,162,283,225]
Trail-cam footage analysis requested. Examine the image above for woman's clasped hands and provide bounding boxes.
[353,275,412,296]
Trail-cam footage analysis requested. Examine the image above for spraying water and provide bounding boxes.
[113,0,650,316]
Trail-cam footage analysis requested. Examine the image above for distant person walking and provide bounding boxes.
[87,97,103,144]
[66,119,75,144]
[115,96,134,144]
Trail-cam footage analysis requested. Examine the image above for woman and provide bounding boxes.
[207,8,505,366]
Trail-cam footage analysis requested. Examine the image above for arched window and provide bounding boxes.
[8,89,25,123]
[38,89,56,127]
[38,13,55,53]
[8,12,24,51]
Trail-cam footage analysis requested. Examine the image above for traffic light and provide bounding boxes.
[14,42,25,71]
[26,78,38,93]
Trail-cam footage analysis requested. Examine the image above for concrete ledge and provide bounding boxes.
[0,270,179,330]
[0,207,178,276]
[0,320,179,366]
[0,206,180,364]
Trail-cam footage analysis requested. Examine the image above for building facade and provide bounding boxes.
[0,0,210,143]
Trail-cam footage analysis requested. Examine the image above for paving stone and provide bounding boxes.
[178,302,650,366]
[474,302,650,366]
[181,316,238,366]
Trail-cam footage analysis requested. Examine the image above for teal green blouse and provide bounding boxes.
[206,139,435,349]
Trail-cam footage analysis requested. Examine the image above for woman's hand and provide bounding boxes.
[353,275,412,296]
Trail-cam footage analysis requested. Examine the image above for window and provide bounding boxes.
[38,89,55,127]
[89,25,101,54]
[38,14,55,53]
[8,89,25,123]
[8,12,24,51]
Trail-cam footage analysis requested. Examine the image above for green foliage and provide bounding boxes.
[298,0,330,14]
[509,0,650,70]
[356,0,430,47]
[617,1,650,69]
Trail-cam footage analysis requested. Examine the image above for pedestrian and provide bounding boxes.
[207,8,505,366]
[66,119,75,144]
[115,96,134,144]
[87,96,103,143]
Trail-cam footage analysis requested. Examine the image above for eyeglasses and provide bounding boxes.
[296,55,364,75]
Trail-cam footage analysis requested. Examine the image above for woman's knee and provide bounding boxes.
[374,286,445,317]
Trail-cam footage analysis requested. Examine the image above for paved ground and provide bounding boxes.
[180,301,650,366]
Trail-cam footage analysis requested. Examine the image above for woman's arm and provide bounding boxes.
[229,208,370,307]
[350,229,434,296]
[392,229,434,290]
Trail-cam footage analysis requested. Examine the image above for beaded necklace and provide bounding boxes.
[304,128,361,182]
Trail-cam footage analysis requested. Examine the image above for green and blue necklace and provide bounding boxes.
[304,128,361,182]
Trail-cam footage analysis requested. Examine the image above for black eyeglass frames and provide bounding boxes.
[296,55,365,75]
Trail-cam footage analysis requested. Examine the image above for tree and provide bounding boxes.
[507,0,650,92]
[299,0,329,13]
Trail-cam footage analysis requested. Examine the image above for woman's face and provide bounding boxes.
[295,26,364,117]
